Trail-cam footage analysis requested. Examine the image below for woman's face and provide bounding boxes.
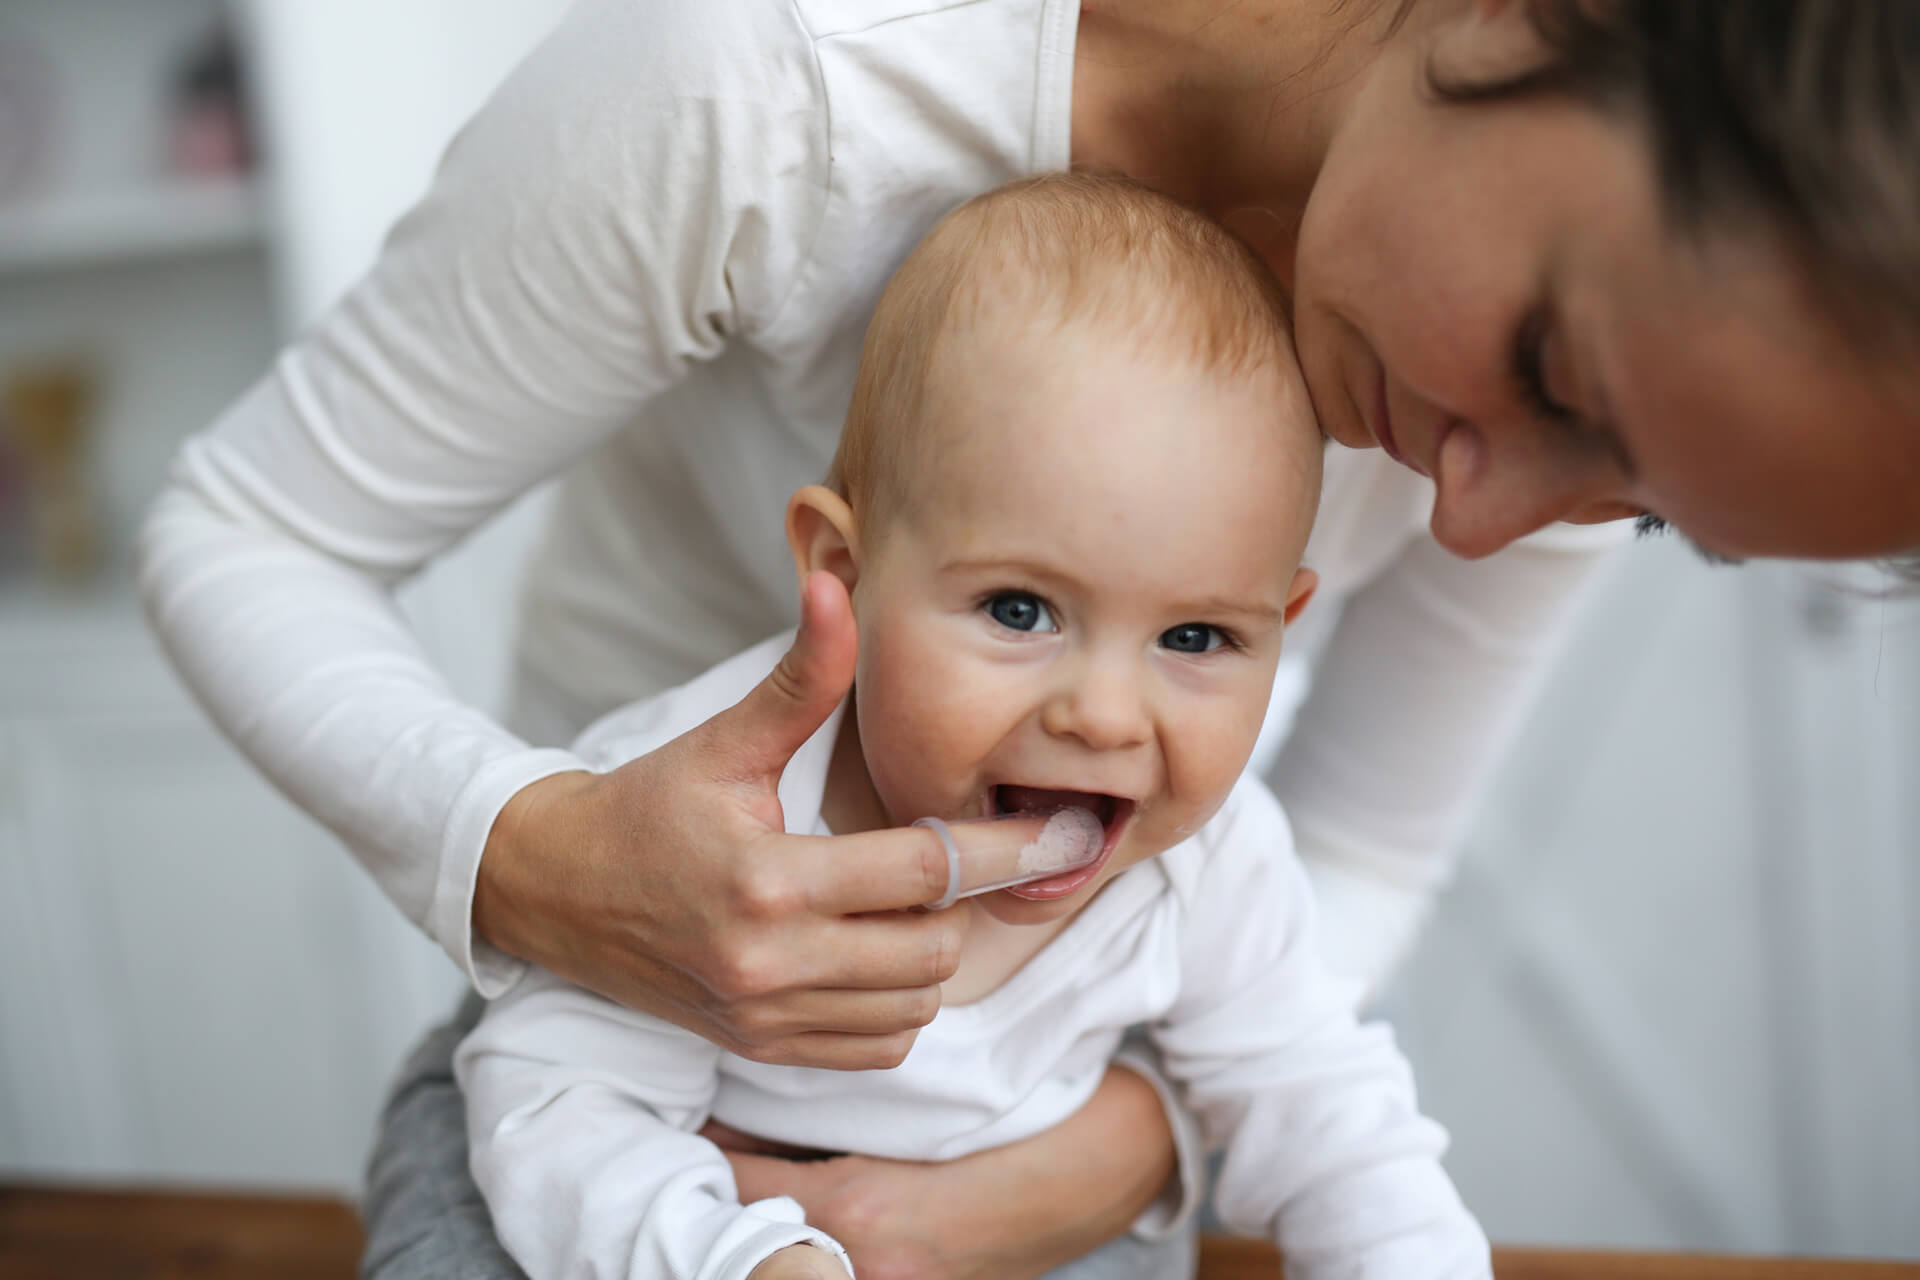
[1290,5,1920,563]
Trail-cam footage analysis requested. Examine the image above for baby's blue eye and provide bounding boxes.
[986,592,1056,633]
[1160,623,1225,654]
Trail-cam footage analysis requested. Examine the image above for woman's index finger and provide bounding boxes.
[773,824,956,914]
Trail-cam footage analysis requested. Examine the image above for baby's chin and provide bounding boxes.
[973,890,1084,927]
[971,853,1146,926]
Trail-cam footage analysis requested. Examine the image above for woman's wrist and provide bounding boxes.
[1050,1062,1181,1241]
[918,1062,1178,1274]
[472,768,597,967]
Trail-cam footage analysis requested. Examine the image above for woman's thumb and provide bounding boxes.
[716,570,858,781]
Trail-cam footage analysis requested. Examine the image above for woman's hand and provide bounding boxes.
[472,571,969,1070]
[747,1245,851,1280]
[712,1064,1179,1280]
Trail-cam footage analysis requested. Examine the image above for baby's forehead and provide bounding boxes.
[917,303,1312,449]
[899,317,1320,538]
[847,176,1321,548]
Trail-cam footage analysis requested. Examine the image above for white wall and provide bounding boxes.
[2,1,1915,1259]
[1399,550,1920,1258]
[237,0,575,331]
[0,0,569,1194]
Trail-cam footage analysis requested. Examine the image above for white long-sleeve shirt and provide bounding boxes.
[455,634,1492,1280]
[136,0,1622,998]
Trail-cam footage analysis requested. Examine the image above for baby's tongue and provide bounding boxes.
[999,786,1103,819]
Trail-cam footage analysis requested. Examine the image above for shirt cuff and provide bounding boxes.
[1111,1041,1206,1241]
[429,747,592,996]
[708,1197,852,1280]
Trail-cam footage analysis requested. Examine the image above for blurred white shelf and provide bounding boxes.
[0,178,267,276]
[0,576,143,649]
[0,577,194,718]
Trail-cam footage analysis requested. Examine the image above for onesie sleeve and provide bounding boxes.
[1154,782,1492,1278]
[135,0,832,992]
[456,968,850,1280]
[1271,521,1625,999]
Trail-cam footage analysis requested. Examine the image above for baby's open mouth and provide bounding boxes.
[990,785,1134,899]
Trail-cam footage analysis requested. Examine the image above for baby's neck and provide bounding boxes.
[821,697,1080,1007]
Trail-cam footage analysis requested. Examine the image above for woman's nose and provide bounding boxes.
[1040,652,1152,751]
[1425,417,1628,558]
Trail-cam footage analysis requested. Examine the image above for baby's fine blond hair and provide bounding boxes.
[827,172,1296,527]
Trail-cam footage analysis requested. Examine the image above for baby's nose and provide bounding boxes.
[1041,654,1151,750]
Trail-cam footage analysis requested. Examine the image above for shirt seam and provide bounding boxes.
[757,0,840,340]
[802,0,995,41]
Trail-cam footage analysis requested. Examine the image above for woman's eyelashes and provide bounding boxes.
[983,590,1057,633]
[1634,512,1742,566]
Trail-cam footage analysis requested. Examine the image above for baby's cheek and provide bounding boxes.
[1165,714,1263,812]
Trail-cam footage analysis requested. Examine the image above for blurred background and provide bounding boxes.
[0,0,1913,1263]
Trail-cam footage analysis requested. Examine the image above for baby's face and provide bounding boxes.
[848,321,1319,925]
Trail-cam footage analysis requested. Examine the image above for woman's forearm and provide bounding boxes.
[961,1061,1179,1270]
[137,475,582,992]
[724,1061,1178,1280]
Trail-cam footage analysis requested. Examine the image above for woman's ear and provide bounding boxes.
[786,485,862,598]
[1282,567,1318,628]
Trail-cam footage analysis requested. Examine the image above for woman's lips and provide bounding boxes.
[1369,366,1437,479]
[1370,366,1408,467]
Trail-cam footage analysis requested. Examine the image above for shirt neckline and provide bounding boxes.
[1032,0,1079,172]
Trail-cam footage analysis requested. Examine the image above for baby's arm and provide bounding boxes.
[1154,782,1491,1279]
[749,1246,852,1279]
[455,968,851,1280]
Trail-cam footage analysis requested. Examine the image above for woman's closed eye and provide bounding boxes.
[1159,623,1232,655]
[1511,303,1577,427]
[1512,302,1639,479]
[984,590,1057,633]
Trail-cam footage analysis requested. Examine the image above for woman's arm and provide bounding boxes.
[718,1062,1178,1280]
[141,0,828,990]
[1271,520,1627,997]
[140,0,967,1049]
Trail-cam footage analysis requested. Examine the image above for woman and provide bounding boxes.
[139,0,1920,1277]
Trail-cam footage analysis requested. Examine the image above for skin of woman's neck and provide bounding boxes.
[1071,0,1452,290]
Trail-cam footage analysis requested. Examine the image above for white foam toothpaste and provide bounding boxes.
[915,807,1106,910]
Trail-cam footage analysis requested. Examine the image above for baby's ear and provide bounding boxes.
[1282,567,1318,628]
[786,485,862,597]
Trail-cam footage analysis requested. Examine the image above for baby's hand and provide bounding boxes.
[748,1244,851,1280]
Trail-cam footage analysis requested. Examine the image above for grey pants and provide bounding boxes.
[360,994,1197,1280]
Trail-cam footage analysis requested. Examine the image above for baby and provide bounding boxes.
[455,173,1490,1280]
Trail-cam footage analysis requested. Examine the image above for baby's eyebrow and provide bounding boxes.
[1171,596,1285,624]
[941,555,1047,575]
